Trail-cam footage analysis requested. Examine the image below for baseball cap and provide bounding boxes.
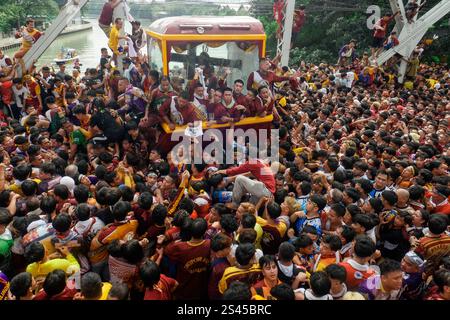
[60,176,75,193]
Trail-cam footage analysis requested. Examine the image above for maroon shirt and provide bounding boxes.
[143,274,177,300]
[226,102,246,121]
[234,92,247,107]
[226,159,276,193]
[207,102,221,116]
[56,198,77,214]
[147,223,165,241]
[208,257,230,300]
[293,9,306,33]
[245,98,258,117]
[159,97,200,125]
[191,96,209,111]
[132,204,151,236]
[209,101,245,122]
[254,96,275,116]
[209,102,230,123]
[33,287,77,300]
[150,87,175,113]
[246,70,290,91]
[373,16,395,38]
[166,226,181,242]
[98,3,114,26]
[164,239,211,299]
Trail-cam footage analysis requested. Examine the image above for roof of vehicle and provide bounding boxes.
[147,16,265,36]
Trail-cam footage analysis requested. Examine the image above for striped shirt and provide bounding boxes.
[415,234,450,272]
[257,216,289,255]
[218,264,262,294]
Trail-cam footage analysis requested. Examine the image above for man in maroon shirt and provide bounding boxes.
[244,88,258,117]
[233,79,248,106]
[208,88,246,124]
[247,58,294,91]
[143,76,175,127]
[371,12,399,58]
[292,6,306,46]
[222,87,247,121]
[98,0,122,37]
[164,218,211,299]
[159,91,200,130]
[207,89,224,122]
[254,86,279,120]
[217,76,247,107]
[216,155,275,209]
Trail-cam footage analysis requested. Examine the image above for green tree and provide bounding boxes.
[0,3,22,33]
[253,0,450,64]
[258,15,278,56]
[0,0,59,33]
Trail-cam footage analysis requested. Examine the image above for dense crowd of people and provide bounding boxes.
[0,5,449,301]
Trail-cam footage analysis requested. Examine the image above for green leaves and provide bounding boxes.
[257,15,278,56]
[251,0,450,66]
[0,0,58,33]
[0,3,21,33]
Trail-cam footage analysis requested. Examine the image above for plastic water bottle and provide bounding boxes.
[213,191,233,203]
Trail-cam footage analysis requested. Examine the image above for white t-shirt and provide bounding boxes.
[295,288,333,300]
[366,227,377,244]
[334,72,355,88]
[73,217,105,236]
[0,55,12,69]
[12,86,30,110]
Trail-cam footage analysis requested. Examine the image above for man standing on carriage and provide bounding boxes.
[246,57,298,93]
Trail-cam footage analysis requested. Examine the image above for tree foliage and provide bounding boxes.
[0,0,59,33]
[257,15,278,56]
[252,0,450,65]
